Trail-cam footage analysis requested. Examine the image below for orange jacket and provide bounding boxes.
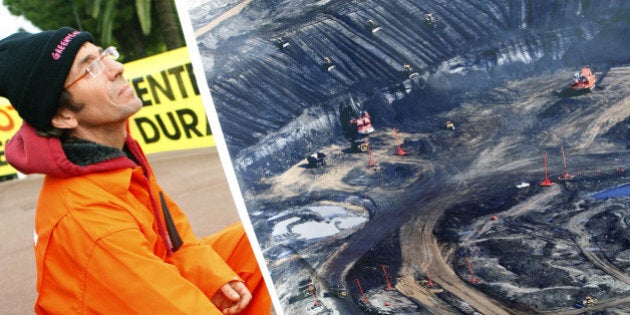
[6,123,241,314]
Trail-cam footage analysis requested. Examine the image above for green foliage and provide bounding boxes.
[136,0,152,35]
[4,0,182,61]
[99,0,116,44]
[86,0,101,19]
[5,0,91,32]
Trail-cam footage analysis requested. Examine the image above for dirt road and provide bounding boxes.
[194,0,254,37]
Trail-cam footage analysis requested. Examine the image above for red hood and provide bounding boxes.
[6,123,140,178]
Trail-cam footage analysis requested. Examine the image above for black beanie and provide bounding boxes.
[0,27,94,131]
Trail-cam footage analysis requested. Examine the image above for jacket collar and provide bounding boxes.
[62,138,127,166]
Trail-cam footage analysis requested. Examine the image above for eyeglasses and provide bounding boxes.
[65,46,119,89]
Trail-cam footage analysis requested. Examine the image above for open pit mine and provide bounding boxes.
[188,0,630,313]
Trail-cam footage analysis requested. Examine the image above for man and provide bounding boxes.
[0,27,271,314]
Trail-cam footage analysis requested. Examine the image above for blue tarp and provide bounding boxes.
[592,183,630,199]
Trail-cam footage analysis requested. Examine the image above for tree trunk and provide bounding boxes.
[114,19,147,60]
[154,0,184,50]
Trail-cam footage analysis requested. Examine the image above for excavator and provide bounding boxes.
[349,111,375,152]
[350,111,375,135]
[341,96,375,152]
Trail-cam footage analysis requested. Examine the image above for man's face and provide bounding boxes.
[63,42,142,128]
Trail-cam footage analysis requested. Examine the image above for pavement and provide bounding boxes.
[0,147,242,314]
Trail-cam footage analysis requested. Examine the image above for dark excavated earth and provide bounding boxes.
[188,0,630,313]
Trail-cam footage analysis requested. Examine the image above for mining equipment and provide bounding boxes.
[288,278,315,304]
[352,138,370,152]
[444,121,455,130]
[558,146,574,180]
[349,111,374,153]
[367,19,382,33]
[583,295,598,307]
[355,278,369,303]
[323,56,336,72]
[367,140,376,168]
[574,295,598,309]
[540,152,553,187]
[351,111,375,135]
[570,67,596,91]
[329,284,347,298]
[382,265,394,291]
[273,37,290,49]
[465,256,478,284]
[418,279,444,294]
[306,152,326,168]
[342,96,374,135]
[516,182,530,189]
[393,128,407,156]
[342,96,374,152]
[403,64,419,78]
[424,13,437,28]
[308,282,321,308]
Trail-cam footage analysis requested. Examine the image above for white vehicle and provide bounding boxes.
[516,182,530,189]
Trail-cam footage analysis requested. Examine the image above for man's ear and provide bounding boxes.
[51,107,78,129]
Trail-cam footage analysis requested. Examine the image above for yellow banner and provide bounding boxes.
[0,47,213,177]
[0,98,20,177]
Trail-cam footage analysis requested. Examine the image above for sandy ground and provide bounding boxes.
[0,146,242,314]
